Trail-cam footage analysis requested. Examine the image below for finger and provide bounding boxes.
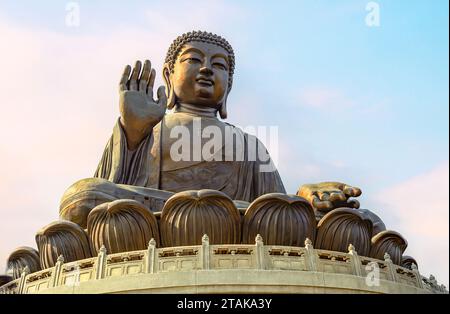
[147,68,156,98]
[130,60,142,91]
[317,192,330,201]
[347,199,360,209]
[353,187,362,197]
[157,86,167,107]
[119,65,131,91]
[310,195,320,205]
[139,60,151,92]
[297,185,312,198]
[329,191,346,202]
[312,197,333,211]
[343,185,362,197]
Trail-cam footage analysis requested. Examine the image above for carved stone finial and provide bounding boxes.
[255,234,263,244]
[202,234,209,244]
[57,255,64,263]
[305,238,312,247]
[149,238,156,247]
[384,252,392,262]
[348,244,356,253]
[429,274,437,285]
[22,266,30,275]
[99,245,107,255]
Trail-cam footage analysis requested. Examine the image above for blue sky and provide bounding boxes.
[0,0,448,286]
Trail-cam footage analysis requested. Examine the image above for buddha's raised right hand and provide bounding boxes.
[119,60,167,150]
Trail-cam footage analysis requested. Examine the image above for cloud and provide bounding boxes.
[370,162,449,287]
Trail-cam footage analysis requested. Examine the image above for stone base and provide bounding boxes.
[37,269,428,294]
[2,242,446,294]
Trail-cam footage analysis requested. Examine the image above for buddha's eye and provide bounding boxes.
[213,63,227,70]
[184,57,201,64]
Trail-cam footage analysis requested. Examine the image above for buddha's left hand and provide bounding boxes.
[297,182,362,212]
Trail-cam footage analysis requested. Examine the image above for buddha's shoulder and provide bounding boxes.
[161,113,237,130]
[159,114,262,142]
[222,122,258,136]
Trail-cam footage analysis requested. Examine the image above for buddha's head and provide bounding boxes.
[163,31,235,119]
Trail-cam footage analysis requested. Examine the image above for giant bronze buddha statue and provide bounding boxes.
[3,31,446,294]
[59,31,363,228]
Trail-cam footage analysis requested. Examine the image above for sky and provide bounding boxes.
[0,0,448,288]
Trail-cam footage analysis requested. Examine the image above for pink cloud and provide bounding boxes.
[371,162,449,287]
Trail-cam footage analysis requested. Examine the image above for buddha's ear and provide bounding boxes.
[219,82,232,119]
[162,65,176,110]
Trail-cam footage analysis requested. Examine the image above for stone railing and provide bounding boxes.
[0,235,447,294]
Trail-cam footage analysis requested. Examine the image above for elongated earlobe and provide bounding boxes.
[163,66,176,110]
[219,84,232,119]
[167,84,176,110]
[219,99,227,119]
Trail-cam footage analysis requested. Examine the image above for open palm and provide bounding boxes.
[119,60,167,150]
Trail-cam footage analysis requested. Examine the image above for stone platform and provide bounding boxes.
[1,237,445,294]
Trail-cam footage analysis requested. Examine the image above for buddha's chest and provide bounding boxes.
[160,161,240,193]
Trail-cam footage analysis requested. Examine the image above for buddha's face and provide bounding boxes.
[168,41,231,108]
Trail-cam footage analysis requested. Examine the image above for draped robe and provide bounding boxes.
[94,106,286,202]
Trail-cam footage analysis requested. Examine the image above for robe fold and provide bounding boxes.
[94,111,286,202]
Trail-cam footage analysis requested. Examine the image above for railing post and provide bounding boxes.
[50,255,64,288]
[255,234,265,270]
[18,266,30,294]
[145,238,157,274]
[384,253,398,282]
[428,274,439,292]
[348,244,362,276]
[410,263,424,289]
[304,238,318,271]
[95,245,107,280]
[201,234,210,270]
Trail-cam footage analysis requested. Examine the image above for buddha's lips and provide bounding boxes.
[196,78,214,86]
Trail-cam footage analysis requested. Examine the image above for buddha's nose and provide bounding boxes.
[199,64,213,76]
